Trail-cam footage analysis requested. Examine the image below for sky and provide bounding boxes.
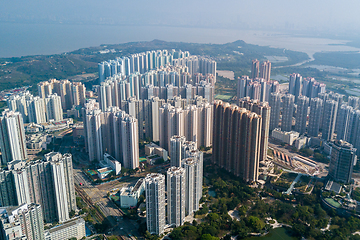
[1,0,360,36]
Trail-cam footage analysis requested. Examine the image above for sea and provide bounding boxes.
[1,22,360,58]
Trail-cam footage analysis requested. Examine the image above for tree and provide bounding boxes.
[69,210,75,218]
[200,234,219,240]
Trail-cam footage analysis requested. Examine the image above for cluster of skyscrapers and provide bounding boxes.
[83,100,139,168]
[0,153,75,223]
[97,50,215,109]
[7,91,63,124]
[37,79,86,110]
[0,152,78,239]
[145,136,203,235]
[83,50,216,169]
[98,50,216,82]
[237,75,280,104]
[251,59,271,81]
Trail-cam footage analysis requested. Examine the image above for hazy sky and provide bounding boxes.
[1,0,360,35]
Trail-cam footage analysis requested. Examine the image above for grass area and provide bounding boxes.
[215,94,233,100]
[325,198,341,208]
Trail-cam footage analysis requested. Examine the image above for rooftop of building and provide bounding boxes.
[48,217,85,233]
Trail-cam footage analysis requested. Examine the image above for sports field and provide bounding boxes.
[215,94,233,100]
[87,170,97,176]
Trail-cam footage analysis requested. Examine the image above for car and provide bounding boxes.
[120,228,123,230]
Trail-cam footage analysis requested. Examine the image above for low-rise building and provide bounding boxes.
[294,136,308,150]
[41,118,73,132]
[271,128,300,145]
[44,217,86,240]
[26,133,53,155]
[145,143,168,161]
[119,178,145,208]
[97,167,113,179]
[103,153,121,175]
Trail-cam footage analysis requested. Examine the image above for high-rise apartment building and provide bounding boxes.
[294,96,309,134]
[0,203,45,240]
[269,92,281,131]
[281,94,295,132]
[170,136,186,167]
[121,115,139,169]
[0,169,17,207]
[84,105,139,168]
[212,100,262,182]
[0,110,27,165]
[27,96,47,124]
[25,153,76,223]
[251,59,260,79]
[289,74,301,99]
[144,97,165,142]
[336,104,354,142]
[159,104,184,151]
[145,173,165,235]
[71,82,86,107]
[308,97,323,137]
[45,93,63,122]
[7,92,32,123]
[182,154,203,216]
[238,98,271,163]
[328,140,357,184]
[348,96,360,110]
[167,167,185,228]
[38,79,86,110]
[322,99,338,142]
[259,60,271,81]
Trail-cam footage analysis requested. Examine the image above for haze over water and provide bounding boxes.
[1,22,360,58]
[2,0,360,58]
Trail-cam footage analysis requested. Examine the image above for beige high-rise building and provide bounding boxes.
[260,60,271,81]
[72,82,86,106]
[238,98,271,163]
[212,100,262,182]
[38,79,86,110]
[59,80,73,110]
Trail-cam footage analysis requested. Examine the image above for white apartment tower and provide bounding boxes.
[308,97,323,137]
[0,203,45,240]
[170,135,186,167]
[295,95,309,134]
[45,93,63,121]
[145,173,165,235]
[167,167,186,228]
[121,115,139,169]
[0,110,28,165]
[281,94,295,132]
[27,96,47,124]
[182,156,203,216]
